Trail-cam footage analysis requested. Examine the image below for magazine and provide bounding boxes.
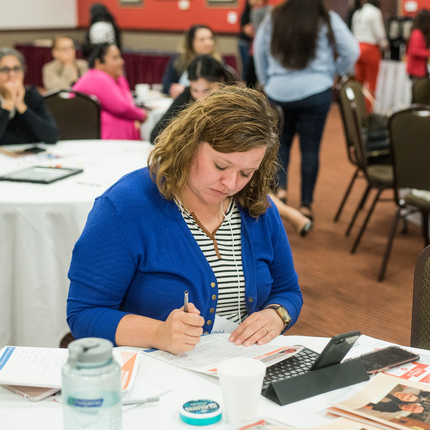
[236,417,384,430]
[329,373,430,430]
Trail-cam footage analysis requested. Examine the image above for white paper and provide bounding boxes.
[211,315,239,334]
[0,346,140,390]
[142,333,305,375]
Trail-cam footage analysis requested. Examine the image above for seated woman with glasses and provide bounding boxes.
[42,35,88,92]
[0,47,58,145]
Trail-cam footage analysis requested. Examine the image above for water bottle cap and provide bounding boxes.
[68,338,113,368]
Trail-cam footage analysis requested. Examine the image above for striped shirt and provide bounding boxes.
[175,198,247,323]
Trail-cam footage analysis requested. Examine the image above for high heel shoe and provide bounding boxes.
[299,219,313,237]
[300,205,313,221]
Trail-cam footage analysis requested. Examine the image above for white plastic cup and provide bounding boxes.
[217,357,266,426]
[135,83,150,100]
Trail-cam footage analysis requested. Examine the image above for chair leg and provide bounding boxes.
[334,167,360,222]
[378,206,401,282]
[422,211,429,247]
[346,184,371,237]
[351,188,383,254]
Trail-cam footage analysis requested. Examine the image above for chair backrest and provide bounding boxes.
[411,245,430,349]
[44,89,101,140]
[411,78,430,105]
[337,78,370,167]
[338,79,371,173]
[388,106,430,202]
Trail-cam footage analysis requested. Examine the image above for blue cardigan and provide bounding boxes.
[67,168,303,346]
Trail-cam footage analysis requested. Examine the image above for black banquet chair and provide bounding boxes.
[411,245,430,349]
[334,78,390,223]
[339,83,393,256]
[411,77,430,105]
[378,105,430,281]
[44,89,101,140]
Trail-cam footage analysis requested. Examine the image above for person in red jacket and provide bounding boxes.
[407,9,430,80]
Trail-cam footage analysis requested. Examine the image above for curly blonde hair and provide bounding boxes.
[148,85,279,217]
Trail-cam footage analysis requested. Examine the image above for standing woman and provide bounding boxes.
[254,0,359,219]
[407,9,430,80]
[162,24,222,98]
[352,0,388,108]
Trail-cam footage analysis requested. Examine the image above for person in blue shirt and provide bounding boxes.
[254,0,359,220]
[67,85,302,355]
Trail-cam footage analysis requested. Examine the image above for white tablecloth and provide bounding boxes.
[374,60,412,116]
[0,140,153,349]
[0,335,352,430]
[138,92,173,141]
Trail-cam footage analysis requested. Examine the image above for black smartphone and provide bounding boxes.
[357,346,420,374]
[310,331,361,371]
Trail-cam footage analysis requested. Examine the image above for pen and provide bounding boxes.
[122,396,159,406]
[184,290,189,313]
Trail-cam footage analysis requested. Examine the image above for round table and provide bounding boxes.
[0,140,152,349]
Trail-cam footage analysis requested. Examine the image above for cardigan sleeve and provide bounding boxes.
[21,88,59,144]
[260,200,303,328]
[67,195,138,345]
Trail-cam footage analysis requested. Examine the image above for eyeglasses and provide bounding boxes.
[0,66,23,74]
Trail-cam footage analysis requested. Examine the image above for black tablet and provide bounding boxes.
[0,166,83,184]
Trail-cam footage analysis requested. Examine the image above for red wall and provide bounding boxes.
[402,0,430,17]
[77,0,249,34]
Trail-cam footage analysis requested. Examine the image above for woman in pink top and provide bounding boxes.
[407,10,430,80]
[73,43,146,140]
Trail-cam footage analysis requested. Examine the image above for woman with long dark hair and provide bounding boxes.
[407,9,430,79]
[254,0,358,219]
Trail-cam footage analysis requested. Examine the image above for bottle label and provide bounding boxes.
[67,397,104,408]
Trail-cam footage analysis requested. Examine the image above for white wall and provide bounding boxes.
[0,0,77,30]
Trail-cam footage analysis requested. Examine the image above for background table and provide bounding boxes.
[0,140,152,349]
[374,60,412,116]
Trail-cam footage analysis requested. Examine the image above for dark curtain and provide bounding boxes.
[14,44,238,90]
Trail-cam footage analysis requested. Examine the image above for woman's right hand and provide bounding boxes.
[156,303,204,355]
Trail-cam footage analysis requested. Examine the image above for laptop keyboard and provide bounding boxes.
[262,347,319,390]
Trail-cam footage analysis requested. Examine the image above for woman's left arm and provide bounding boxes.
[18,87,59,143]
[330,11,360,76]
[230,202,303,347]
[253,13,272,86]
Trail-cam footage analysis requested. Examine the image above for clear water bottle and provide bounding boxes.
[62,338,122,430]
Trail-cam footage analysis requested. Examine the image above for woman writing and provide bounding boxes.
[67,85,302,355]
[162,24,223,98]
[152,54,312,236]
[73,43,146,140]
[407,9,430,80]
[0,48,58,145]
[254,0,359,220]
